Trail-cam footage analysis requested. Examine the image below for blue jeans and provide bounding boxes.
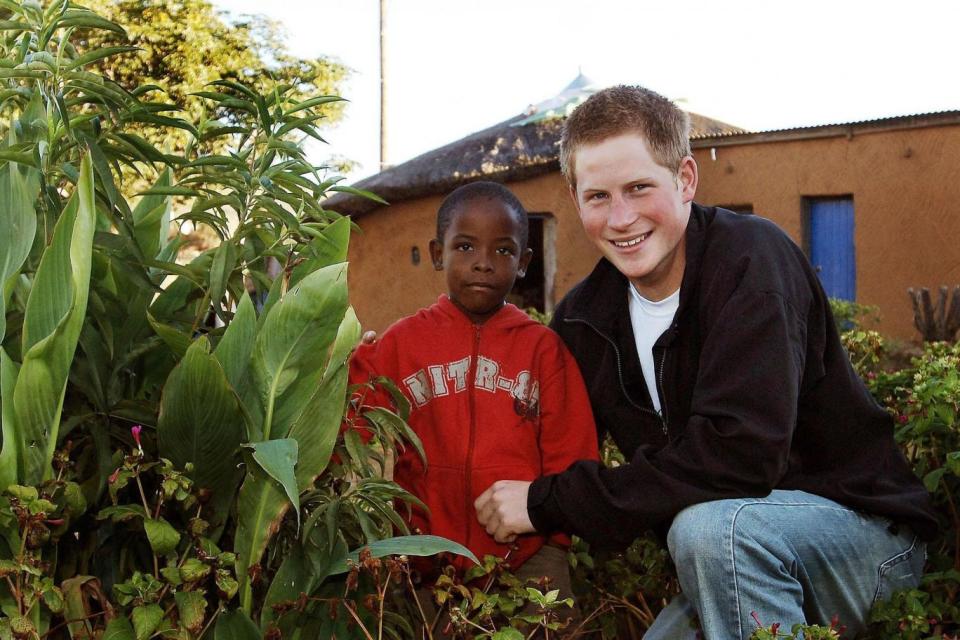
[644,490,925,640]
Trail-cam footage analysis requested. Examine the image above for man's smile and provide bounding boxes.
[611,231,652,248]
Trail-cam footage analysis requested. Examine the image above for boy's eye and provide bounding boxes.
[496,247,515,256]
[630,184,648,193]
[587,192,608,202]
[455,242,472,251]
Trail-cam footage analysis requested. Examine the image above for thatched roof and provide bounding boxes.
[325,77,746,217]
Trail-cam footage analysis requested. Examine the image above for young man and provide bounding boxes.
[475,86,938,638]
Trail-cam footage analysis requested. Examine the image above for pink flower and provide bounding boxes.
[898,414,909,424]
[108,468,121,484]
[131,425,142,447]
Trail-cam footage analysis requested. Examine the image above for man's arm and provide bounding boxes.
[523,289,809,549]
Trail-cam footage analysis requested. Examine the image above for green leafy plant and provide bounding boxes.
[0,2,473,638]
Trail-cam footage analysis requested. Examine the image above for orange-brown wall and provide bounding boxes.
[349,124,960,341]
[693,124,960,341]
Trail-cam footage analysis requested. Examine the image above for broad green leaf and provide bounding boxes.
[10,152,96,484]
[0,105,42,342]
[132,168,172,258]
[174,591,206,634]
[235,467,286,614]
[102,617,135,640]
[132,603,164,640]
[0,349,21,490]
[0,150,37,168]
[261,543,312,632]
[323,305,360,382]
[491,629,525,640]
[251,262,348,440]
[327,535,479,576]
[61,576,103,639]
[97,504,148,523]
[289,216,351,288]
[144,517,180,556]
[246,438,300,525]
[234,361,350,613]
[209,240,237,321]
[158,338,245,530]
[233,301,354,606]
[214,609,262,640]
[924,467,947,492]
[946,451,960,476]
[146,312,191,358]
[213,293,256,390]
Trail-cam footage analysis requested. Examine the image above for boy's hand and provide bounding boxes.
[475,480,535,543]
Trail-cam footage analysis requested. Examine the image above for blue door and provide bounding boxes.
[808,198,856,301]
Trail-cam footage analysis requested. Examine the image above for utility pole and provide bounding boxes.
[379,0,387,171]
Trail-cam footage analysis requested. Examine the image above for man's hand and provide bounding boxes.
[474,480,535,543]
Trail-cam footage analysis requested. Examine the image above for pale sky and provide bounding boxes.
[212,0,958,182]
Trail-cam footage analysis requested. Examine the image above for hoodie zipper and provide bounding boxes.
[564,317,668,436]
[464,324,481,549]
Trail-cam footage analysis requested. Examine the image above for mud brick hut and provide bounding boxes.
[327,76,960,340]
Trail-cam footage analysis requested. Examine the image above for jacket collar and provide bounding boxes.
[434,294,534,330]
[561,202,711,338]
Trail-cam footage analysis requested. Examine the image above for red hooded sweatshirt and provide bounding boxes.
[349,295,599,572]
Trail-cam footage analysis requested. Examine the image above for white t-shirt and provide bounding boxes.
[627,285,680,414]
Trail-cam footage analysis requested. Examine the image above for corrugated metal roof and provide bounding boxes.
[692,110,960,142]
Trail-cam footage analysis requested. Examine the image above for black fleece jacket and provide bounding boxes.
[527,204,938,548]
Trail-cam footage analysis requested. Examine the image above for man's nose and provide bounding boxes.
[607,195,638,230]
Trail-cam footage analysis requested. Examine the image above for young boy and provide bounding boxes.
[349,181,599,596]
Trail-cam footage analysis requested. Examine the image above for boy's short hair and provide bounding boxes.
[436,181,529,249]
[560,85,691,187]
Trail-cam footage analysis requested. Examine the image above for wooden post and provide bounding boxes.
[908,285,960,342]
[379,0,387,171]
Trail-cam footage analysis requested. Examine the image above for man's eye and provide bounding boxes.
[587,192,608,201]
[630,184,648,193]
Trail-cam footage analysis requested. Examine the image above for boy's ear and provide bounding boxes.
[517,247,533,278]
[428,238,444,270]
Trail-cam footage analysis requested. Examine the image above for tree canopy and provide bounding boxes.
[79,0,349,152]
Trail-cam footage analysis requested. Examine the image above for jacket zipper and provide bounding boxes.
[655,347,669,432]
[464,324,481,549]
[564,317,668,436]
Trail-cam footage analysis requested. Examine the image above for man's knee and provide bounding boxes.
[667,498,784,567]
[667,499,742,566]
